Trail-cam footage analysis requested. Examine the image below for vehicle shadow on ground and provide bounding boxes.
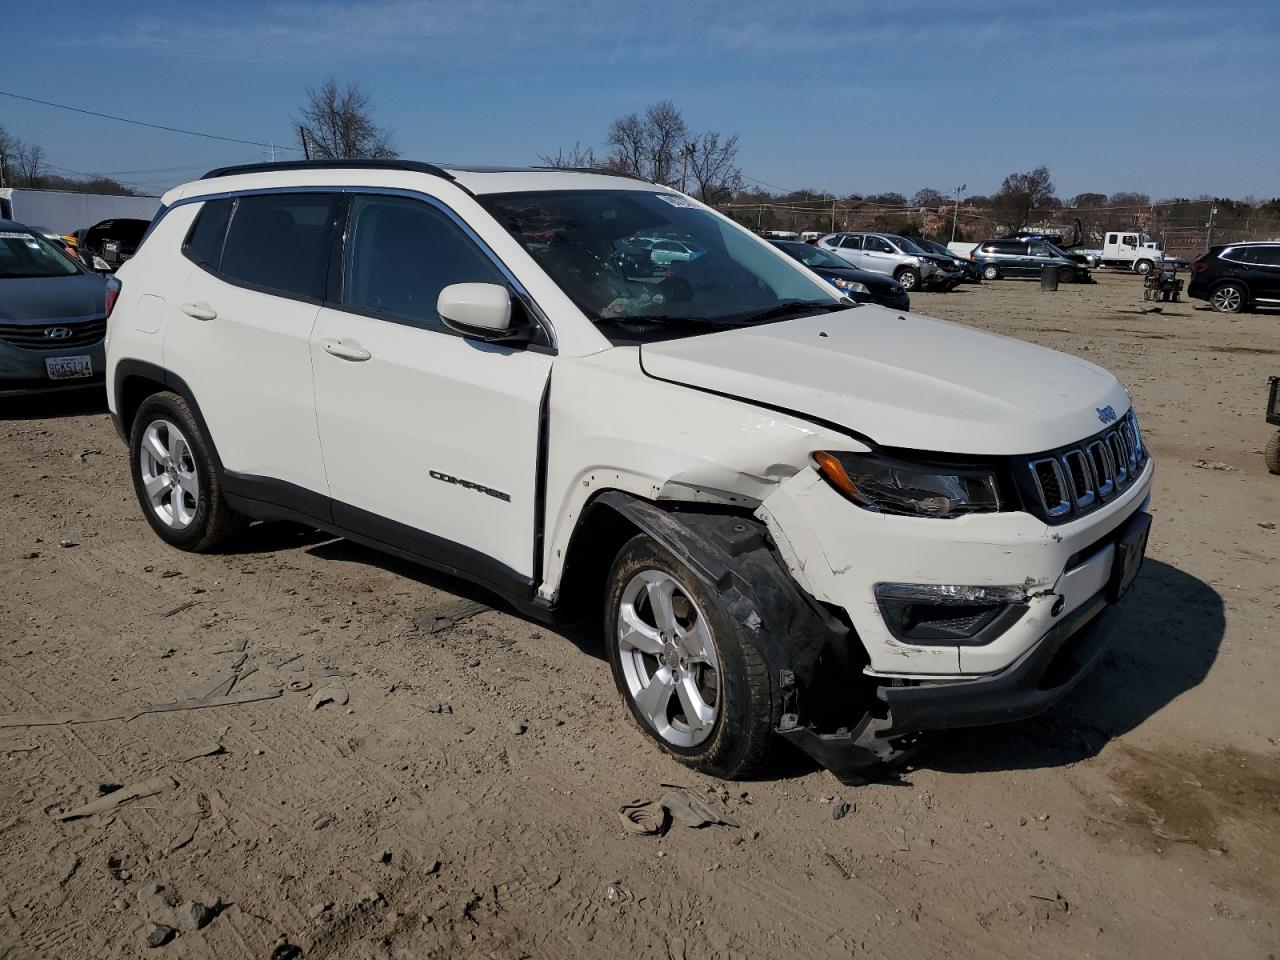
[0,388,108,420]
[922,559,1224,776]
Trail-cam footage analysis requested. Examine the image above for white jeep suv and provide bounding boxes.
[105,160,1153,783]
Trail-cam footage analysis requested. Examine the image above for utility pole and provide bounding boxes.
[1206,199,1218,249]
[950,183,966,243]
[679,143,694,195]
[299,125,310,161]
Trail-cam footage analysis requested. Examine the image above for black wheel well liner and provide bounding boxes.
[111,359,225,472]
[557,489,871,730]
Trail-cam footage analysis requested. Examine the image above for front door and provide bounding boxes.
[860,235,897,275]
[310,193,553,594]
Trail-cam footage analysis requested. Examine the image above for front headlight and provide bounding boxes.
[831,277,870,295]
[812,451,1002,518]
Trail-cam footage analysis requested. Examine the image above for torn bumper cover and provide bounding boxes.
[778,586,1129,781]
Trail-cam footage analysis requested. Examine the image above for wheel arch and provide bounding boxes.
[112,359,225,473]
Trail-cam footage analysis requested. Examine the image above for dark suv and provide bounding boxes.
[972,238,1088,283]
[1188,242,1280,313]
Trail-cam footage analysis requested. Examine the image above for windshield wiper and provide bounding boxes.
[735,300,847,325]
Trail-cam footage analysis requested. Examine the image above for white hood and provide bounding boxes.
[640,306,1130,455]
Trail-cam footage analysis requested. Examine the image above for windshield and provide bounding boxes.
[888,235,929,255]
[480,190,840,342]
[774,241,850,270]
[0,229,82,279]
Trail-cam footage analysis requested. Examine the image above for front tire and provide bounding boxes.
[1058,267,1075,284]
[605,534,777,779]
[1135,259,1154,275]
[982,264,1000,281]
[1265,431,1280,475]
[895,267,922,291]
[1210,282,1247,314]
[129,391,244,551]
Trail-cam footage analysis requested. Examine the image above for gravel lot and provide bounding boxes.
[1,271,1277,959]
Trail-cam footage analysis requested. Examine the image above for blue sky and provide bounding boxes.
[3,0,1277,200]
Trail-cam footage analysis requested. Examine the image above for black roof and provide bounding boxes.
[0,218,30,232]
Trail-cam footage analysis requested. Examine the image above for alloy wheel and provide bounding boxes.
[616,569,720,748]
[138,419,200,529]
[1212,286,1243,312]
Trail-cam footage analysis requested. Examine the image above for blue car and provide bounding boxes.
[0,219,108,397]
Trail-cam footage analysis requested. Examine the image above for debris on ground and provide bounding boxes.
[309,684,349,711]
[287,680,312,693]
[832,800,852,820]
[161,600,202,618]
[174,899,217,930]
[145,922,176,948]
[659,786,740,829]
[179,743,224,762]
[59,539,79,548]
[54,775,178,821]
[619,800,669,836]
[1192,459,1237,472]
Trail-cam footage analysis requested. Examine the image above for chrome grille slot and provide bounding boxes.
[1030,458,1071,517]
[1061,449,1096,508]
[1087,440,1115,498]
[1106,432,1129,485]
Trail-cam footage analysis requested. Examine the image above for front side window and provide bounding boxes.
[218,193,339,300]
[1253,246,1280,267]
[864,236,894,253]
[343,194,507,331]
[0,229,82,279]
[1123,235,1137,247]
[480,190,839,344]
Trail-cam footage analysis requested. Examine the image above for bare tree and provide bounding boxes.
[536,142,599,169]
[685,132,744,204]
[0,124,19,186]
[605,100,689,185]
[992,166,1055,229]
[14,143,44,186]
[296,79,398,160]
[911,188,946,208]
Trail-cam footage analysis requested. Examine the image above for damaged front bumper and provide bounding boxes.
[778,581,1130,782]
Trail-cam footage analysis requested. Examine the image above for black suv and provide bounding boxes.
[972,238,1089,283]
[1188,242,1280,313]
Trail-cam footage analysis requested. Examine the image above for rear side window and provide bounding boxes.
[183,198,233,270]
[218,193,340,300]
[342,194,507,332]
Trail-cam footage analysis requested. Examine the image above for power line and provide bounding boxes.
[0,89,300,152]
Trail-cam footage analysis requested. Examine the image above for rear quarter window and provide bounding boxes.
[183,198,233,270]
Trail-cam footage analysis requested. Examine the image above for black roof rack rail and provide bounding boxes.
[200,159,456,181]
[530,165,655,185]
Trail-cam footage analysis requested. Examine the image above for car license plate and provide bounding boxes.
[45,355,93,380]
[1108,512,1151,601]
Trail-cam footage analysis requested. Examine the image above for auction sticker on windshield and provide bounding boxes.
[46,356,93,380]
[654,193,697,208]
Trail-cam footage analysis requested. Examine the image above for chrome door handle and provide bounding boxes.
[321,338,372,362]
[181,301,217,321]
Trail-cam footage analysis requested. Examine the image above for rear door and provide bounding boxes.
[164,191,338,498]
[310,192,553,593]
[1246,246,1280,304]
[835,234,864,267]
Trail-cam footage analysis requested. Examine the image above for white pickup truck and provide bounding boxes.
[1100,232,1165,274]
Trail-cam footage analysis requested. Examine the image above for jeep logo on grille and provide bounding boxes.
[1096,405,1118,424]
[45,327,73,340]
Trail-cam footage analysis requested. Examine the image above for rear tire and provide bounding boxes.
[604,533,777,779]
[1210,282,1247,314]
[1265,431,1280,475]
[895,267,922,291]
[982,264,1000,281]
[129,391,244,552]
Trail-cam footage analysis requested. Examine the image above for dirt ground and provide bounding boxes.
[1,271,1277,959]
